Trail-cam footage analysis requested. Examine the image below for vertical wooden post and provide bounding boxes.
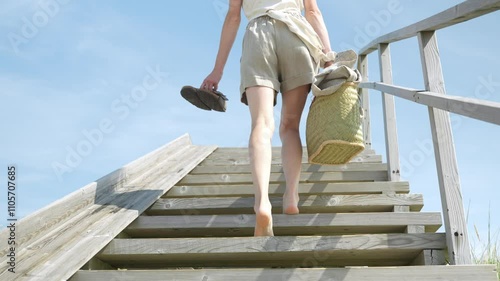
[358,54,372,149]
[418,30,472,265]
[378,43,401,182]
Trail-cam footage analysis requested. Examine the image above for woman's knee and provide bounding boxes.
[251,118,275,140]
[279,115,300,138]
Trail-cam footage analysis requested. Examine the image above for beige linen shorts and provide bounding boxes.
[240,15,317,106]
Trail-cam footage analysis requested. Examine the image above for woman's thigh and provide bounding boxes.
[246,86,276,130]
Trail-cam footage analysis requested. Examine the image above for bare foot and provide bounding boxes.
[254,202,274,236]
[283,191,300,215]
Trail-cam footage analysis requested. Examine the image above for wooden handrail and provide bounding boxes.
[356,0,500,265]
[360,82,500,126]
[359,0,500,55]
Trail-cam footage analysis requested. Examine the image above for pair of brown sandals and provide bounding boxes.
[180,86,228,112]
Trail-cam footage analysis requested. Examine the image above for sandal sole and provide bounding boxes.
[181,86,227,112]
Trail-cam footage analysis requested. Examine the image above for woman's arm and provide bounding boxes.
[303,0,333,67]
[202,0,242,91]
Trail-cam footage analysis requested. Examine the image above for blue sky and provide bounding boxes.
[1,0,499,255]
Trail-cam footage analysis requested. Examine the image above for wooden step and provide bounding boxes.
[71,265,499,281]
[178,171,387,186]
[166,182,410,198]
[125,212,442,238]
[208,147,377,156]
[200,153,382,165]
[147,194,423,215]
[96,234,446,268]
[205,148,377,161]
[190,162,388,174]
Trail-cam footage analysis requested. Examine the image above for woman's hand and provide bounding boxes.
[201,69,223,91]
[323,61,334,68]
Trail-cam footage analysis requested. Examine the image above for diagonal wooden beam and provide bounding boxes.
[0,134,217,281]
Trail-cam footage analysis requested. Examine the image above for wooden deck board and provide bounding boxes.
[70,265,498,281]
[200,154,383,165]
[97,234,447,268]
[178,171,387,185]
[190,162,388,174]
[208,147,376,156]
[125,212,442,238]
[148,194,423,215]
[166,182,410,197]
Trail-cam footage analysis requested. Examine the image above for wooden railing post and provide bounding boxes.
[378,43,401,182]
[358,55,372,149]
[418,30,472,265]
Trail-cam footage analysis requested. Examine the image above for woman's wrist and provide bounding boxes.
[323,61,334,68]
[213,65,224,75]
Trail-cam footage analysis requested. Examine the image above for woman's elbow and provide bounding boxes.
[228,14,241,24]
[226,9,241,24]
[305,9,323,20]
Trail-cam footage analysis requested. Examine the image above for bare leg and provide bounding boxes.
[246,86,276,236]
[280,84,310,215]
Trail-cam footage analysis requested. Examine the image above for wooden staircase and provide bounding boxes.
[1,1,498,280]
[70,147,497,280]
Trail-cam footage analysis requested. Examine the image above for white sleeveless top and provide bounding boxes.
[243,0,304,21]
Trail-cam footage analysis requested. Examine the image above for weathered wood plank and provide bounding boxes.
[178,170,387,185]
[148,194,424,215]
[28,146,215,280]
[200,154,383,165]
[393,205,410,212]
[70,265,497,281]
[96,234,447,268]
[190,162,388,174]
[208,147,376,156]
[204,152,376,162]
[0,135,193,278]
[378,43,401,182]
[359,0,500,55]
[406,225,426,234]
[125,212,442,238]
[165,182,410,197]
[359,82,500,126]
[80,258,115,270]
[69,265,499,281]
[395,199,446,266]
[358,54,372,149]
[0,136,217,281]
[410,250,446,266]
[0,134,192,264]
[418,31,472,265]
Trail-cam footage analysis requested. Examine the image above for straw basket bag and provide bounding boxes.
[306,82,364,164]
